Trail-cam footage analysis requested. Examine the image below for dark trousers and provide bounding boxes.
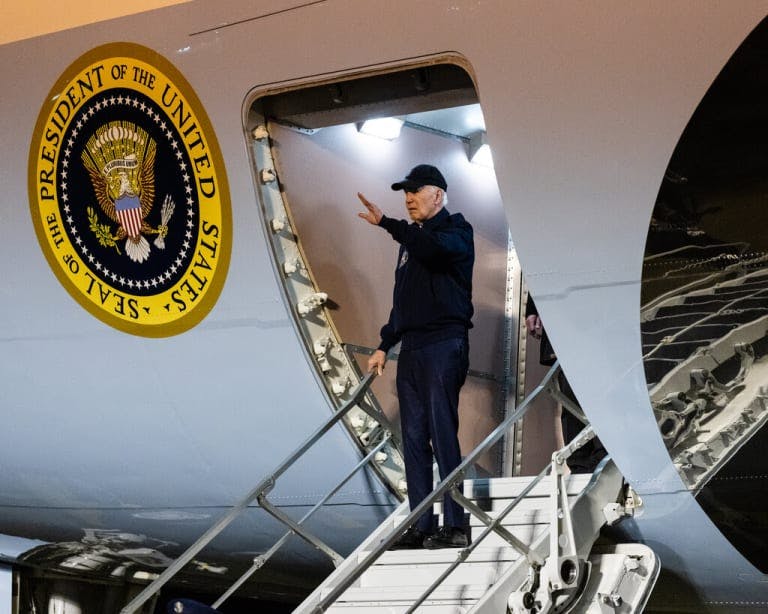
[397,336,468,533]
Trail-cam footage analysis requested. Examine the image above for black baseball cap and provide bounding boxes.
[391,164,447,192]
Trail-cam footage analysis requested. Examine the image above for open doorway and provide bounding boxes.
[246,58,559,490]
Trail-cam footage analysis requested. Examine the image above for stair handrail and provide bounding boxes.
[121,371,381,614]
[311,360,571,612]
[212,434,392,609]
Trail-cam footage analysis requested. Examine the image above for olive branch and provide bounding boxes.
[87,207,121,254]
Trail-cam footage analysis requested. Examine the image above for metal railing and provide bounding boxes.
[121,371,386,614]
[311,360,593,612]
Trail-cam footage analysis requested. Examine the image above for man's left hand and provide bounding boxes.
[367,349,386,376]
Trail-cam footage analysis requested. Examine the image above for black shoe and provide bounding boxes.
[423,526,469,549]
[389,527,428,550]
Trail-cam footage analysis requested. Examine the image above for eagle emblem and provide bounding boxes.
[81,121,173,263]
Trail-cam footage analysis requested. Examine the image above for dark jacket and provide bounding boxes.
[377,207,474,352]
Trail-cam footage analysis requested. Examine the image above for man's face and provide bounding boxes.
[404,185,442,223]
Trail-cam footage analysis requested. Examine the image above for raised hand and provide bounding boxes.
[357,192,383,225]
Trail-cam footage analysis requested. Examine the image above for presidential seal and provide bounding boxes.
[28,43,231,337]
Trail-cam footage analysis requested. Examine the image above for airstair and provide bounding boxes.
[122,363,659,614]
[295,448,657,614]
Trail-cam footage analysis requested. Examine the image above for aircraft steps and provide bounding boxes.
[120,367,659,614]
[294,463,659,614]
[121,370,658,614]
[319,476,587,611]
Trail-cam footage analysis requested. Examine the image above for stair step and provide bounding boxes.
[371,523,543,555]
[398,498,575,527]
[359,559,514,588]
[370,544,524,566]
[462,473,592,500]
[429,485,589,516]
[463,505,557,525]
[323,583,490,604]
[326,604,469,613]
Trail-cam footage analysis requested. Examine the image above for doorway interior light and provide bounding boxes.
[469,131,494,168]
[358,117,404,140]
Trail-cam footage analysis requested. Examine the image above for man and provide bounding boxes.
[357,164,474,549]
[525,297,606,473]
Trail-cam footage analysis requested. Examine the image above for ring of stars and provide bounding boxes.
[59,93,196,292]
